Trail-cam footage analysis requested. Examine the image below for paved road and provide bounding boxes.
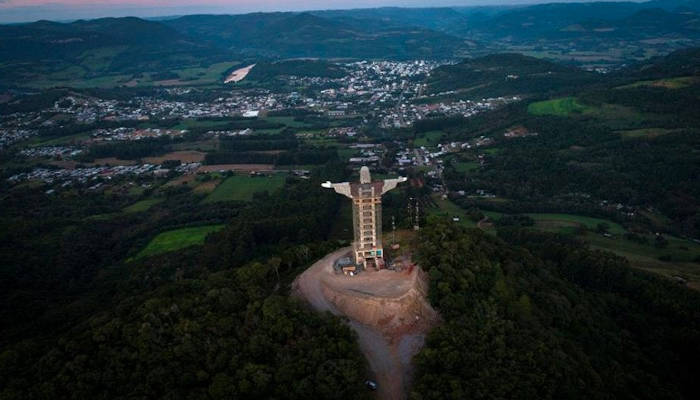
[293,248,415,400]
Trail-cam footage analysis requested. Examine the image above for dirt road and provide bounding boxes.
[293,247,436,400]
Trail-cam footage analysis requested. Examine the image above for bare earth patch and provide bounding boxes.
[293,247,438,400]
[224,64,256,83]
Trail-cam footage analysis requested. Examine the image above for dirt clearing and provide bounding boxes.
[293,248,438,400]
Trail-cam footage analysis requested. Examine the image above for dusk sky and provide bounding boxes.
[0,0,600,23]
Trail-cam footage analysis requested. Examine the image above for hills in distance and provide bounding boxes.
[1,1,700,88]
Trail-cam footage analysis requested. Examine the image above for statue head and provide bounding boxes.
[360,166,371,184]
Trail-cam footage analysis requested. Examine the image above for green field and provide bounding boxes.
[414,131,444,147]
[528,97,589,116]
[123,198,163,213]
[428,195,478,228]
[135,225,225,259]
[203,174,286,203]
[453,161,479,173]
[527,213,625,235]
[25,60,239,89]
[168,62,239,85]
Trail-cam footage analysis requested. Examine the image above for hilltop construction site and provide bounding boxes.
[293,241,438,400]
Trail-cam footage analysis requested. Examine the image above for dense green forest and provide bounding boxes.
[412,222,700,399]
[0,164,371,399]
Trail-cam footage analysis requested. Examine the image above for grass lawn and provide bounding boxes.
[414,131,444,148]
[135,225,225,259]
[429,195,478,228]
[123,198,163,213]
[528,97,590,116]
[203,174,286,203]
[527,213,625,235]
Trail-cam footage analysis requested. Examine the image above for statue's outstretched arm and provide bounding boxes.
[381,177,408,194]
[322,181,353,199]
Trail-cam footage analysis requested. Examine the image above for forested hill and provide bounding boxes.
[426,53,599,97]
[0,172,371,399]
[164,12,469,59]
[0,17,234,87]
[620,47,700,79]
[412,223,700,399]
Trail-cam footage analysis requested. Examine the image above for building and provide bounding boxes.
[322,166,407,269]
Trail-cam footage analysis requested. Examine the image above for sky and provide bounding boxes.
[0,0,623,23]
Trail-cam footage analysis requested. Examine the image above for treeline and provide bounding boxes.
[411,222,700,399]
[0,89,68,115]
[220,135,298,152]
[204,147,338,166]
[80,136,172,161]
[414,115,466,133]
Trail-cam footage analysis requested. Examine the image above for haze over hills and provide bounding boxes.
[1,1,700,89]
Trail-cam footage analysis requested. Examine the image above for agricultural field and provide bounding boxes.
[123,198,163,213]
[166,62,240,85]
[203,173,286,203]
[135,225,225,259]
[527,97,589,116]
